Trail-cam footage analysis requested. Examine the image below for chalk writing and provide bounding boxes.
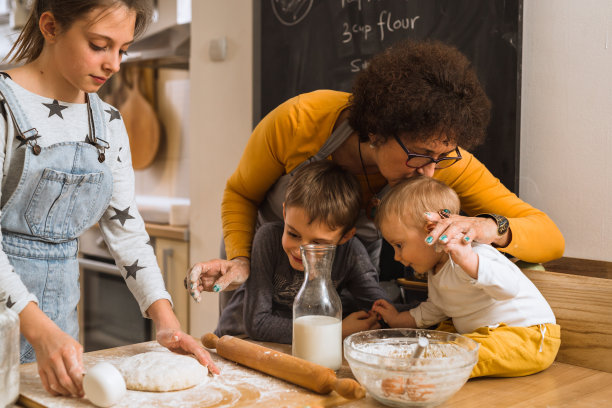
[339,5,420,45]
[342,22,373,43]
[271,0,314,26]
[339,2,420,70]
[341,0,383,11]
[377,11,420,41]
[350,58,370,72]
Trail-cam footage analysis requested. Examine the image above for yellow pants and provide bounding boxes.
[436,321,561,378]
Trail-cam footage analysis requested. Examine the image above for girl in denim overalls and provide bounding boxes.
[0,0,218,398]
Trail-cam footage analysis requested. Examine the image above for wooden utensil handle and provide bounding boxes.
[202,333,364,400]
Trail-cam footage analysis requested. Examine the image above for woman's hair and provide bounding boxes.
[348,39,491,150]
[375,176,460,229]
[7,0,153,64]
[285,160,361,234]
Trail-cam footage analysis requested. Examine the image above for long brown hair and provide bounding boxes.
[6,0,152,64]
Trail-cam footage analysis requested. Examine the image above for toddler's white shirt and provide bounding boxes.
[410,243,555,334]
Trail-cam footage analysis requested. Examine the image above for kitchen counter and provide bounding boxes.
[18,340,612,407]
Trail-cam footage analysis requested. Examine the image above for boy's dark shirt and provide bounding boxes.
[215,222,390,343]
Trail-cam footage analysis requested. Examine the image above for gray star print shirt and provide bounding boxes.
[0,77,171,317]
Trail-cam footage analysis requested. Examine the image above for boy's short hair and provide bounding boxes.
[285,160,361,233]
[375,176,460,229]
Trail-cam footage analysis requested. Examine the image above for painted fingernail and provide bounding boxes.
[425,236,434,244]
[213,284,221,292]
[442,209,450,214]
[439,234,448,243]
[190,283,195,289]
[464,236,470,242]
[424,212,431,217]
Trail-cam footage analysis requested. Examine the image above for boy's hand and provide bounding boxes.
[342,310,380,338]
[371,299,400,327]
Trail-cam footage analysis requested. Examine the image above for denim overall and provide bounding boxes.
[0,78,113,363]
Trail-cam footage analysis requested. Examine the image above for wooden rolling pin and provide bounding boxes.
[202,333,365,400]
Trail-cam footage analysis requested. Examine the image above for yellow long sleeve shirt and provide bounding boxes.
[222,90,564,264]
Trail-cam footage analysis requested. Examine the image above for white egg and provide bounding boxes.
[83,362,126,407]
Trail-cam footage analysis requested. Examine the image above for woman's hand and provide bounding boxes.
[156,329,220,375]
[21,304,84,397]
[424,212,510,249]
[342,310,380,338]
[186,257,250,302]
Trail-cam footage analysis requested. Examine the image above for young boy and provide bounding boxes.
[372,176,560,378]
[215,160,390,343]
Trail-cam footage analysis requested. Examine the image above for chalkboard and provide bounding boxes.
[255,0,522,193]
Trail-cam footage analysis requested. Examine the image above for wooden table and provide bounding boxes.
[18,341,612,408]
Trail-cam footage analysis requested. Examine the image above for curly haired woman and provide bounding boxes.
[187,39,564,301]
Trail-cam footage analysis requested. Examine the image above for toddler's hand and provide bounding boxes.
[443,233,473,262]
[443,234,479,279]
[371,299,399,327]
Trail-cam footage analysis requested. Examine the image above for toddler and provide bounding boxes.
[372,176,560,377]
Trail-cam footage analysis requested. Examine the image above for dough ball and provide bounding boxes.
[83,362,126,407]
[118,351,209,392]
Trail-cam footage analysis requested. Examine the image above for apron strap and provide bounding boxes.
[289,119,354,175]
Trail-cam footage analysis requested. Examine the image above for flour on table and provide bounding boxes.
[118,351,209,392]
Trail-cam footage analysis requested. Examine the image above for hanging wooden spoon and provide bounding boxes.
[118,66,161,169]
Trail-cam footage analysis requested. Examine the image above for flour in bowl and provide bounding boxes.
[118,351,209,392]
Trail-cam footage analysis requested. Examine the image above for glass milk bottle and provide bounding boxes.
[292,244,342,370]
[0,295,20,407]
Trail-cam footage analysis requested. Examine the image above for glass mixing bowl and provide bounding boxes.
[344,329,479,407]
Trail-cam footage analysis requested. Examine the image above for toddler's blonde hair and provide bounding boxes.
[375,176,460,229]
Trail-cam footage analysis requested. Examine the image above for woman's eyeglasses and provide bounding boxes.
[393,135,462,169]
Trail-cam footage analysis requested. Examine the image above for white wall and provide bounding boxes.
[188,1,253,336]
[134,69,190,198]
[521,0,612,261]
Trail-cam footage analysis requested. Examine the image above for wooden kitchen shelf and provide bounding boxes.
[88,222,189,241]
[144,222,189,241]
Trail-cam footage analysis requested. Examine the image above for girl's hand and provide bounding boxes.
[186,257,250,301]
[371,299,400,326]
[156,329,220,375]
[31,326,84,397]
[342,310,380,338]
[424,211,509,249]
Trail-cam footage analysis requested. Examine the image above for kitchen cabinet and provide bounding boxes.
[154,234,190,332]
